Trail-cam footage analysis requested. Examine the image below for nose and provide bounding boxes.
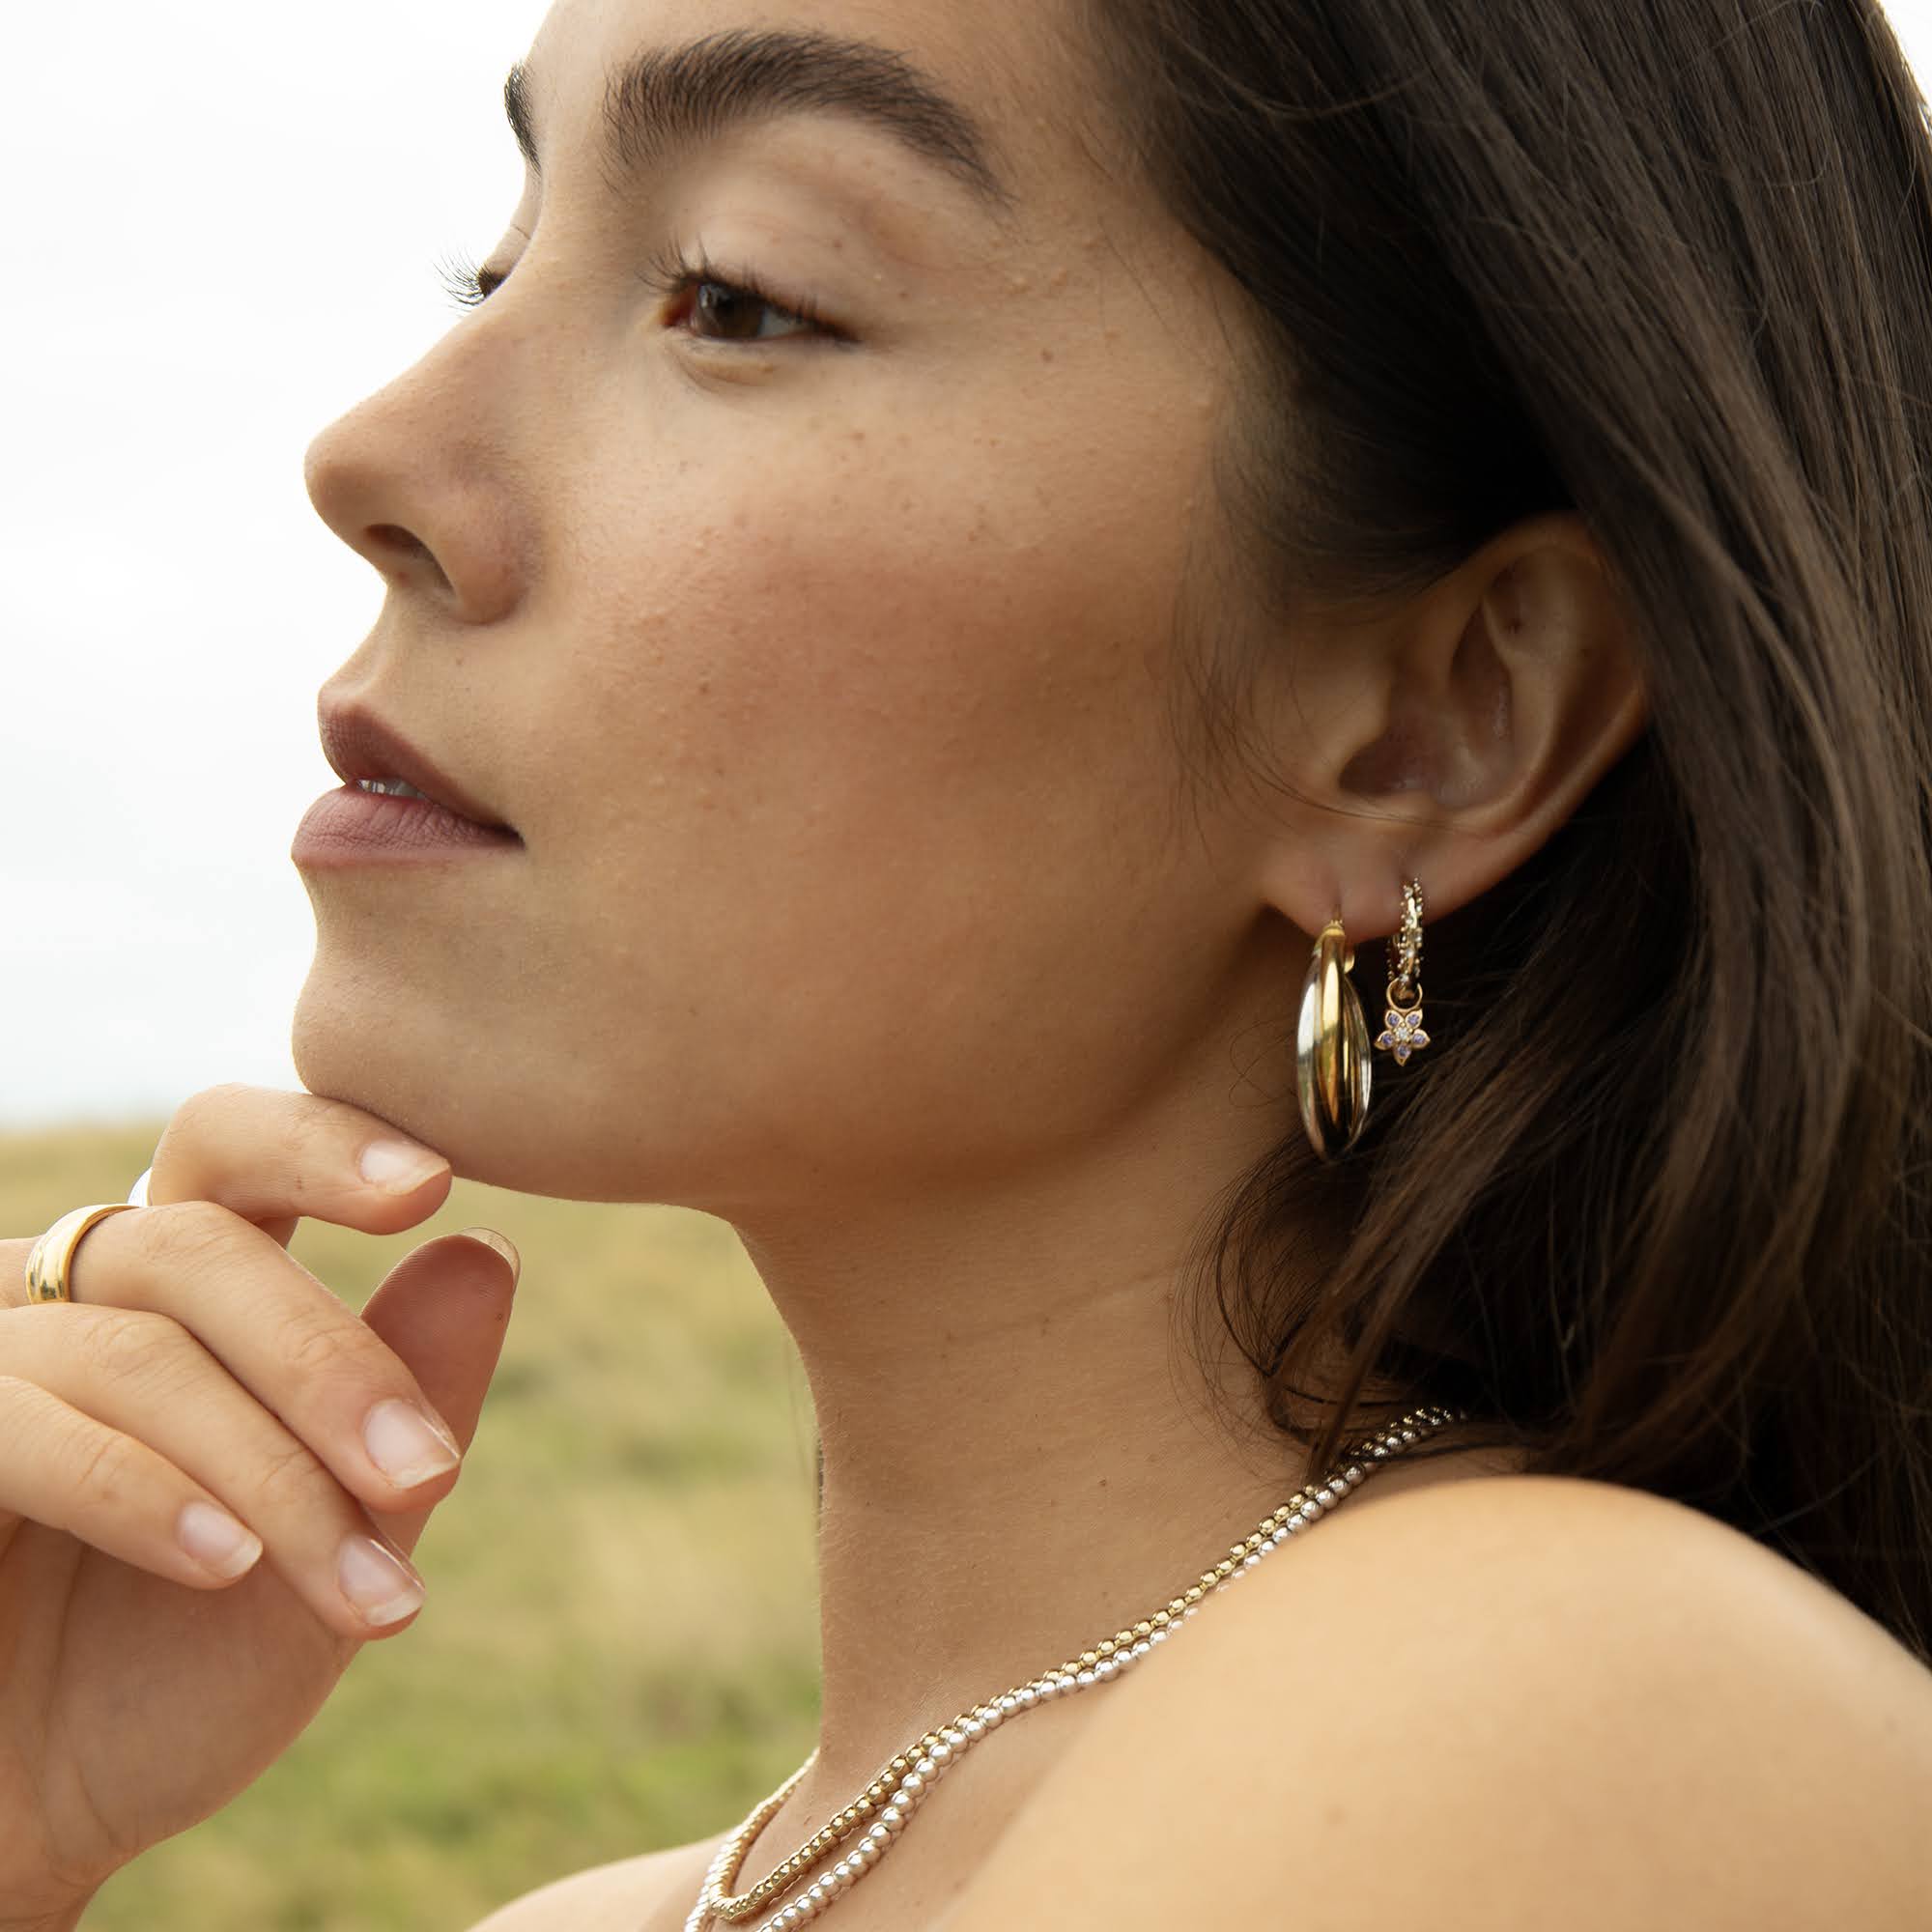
[302,362,531,627]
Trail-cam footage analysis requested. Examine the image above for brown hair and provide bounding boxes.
[1083,0,1932,1663]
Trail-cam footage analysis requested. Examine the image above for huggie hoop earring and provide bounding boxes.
[1297,918,1373,1161]
[1296,880,1431,1164]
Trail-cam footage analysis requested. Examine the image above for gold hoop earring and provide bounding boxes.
[1296,879,1430,1164]
[1297,919,1372,1161]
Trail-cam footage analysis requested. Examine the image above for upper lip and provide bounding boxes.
[319,703,516,834]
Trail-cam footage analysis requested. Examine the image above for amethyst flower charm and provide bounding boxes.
[1377,1006,1430,1065]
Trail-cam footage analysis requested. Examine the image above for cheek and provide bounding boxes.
[558,367,1207,848]
[504,367,1225,1163]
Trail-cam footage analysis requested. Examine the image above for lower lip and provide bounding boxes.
[293,786,523,867]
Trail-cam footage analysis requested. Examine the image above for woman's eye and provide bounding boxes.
[436,247,840,346]
[437,253,502,309]
[685,279,817,343]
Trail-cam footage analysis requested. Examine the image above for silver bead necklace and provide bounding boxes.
[683,1403,1464,1931]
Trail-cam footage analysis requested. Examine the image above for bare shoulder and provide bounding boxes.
[465,1832,722,1932]
[947,1472,1932,1930]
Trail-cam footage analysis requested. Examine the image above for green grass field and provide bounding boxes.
[0,1122,824,1931]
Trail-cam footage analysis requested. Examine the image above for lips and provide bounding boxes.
[319,704,516,836]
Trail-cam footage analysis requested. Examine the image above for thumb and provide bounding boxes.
[355,1227,520,1556]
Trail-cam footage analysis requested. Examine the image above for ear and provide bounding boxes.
[1249,511,1650,943]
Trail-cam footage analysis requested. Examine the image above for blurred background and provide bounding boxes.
[0,1132,819,1929]
[7,0,1932,1924]
[2,5,826,1922]
[4,0,550,1126]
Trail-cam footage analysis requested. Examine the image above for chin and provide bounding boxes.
[290,952,696,1206]
[291,959,533,1194]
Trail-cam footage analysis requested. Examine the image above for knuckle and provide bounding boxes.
[0,1376,79,1483]
[135,1198,247,1273]
[71,1305,192,1384]
[61,1422,146,1525]
[153,1086,364,1210]
[151,1084,263,1194]
[156,1082,253,1153]
[249,1429,328,1512]
[276,1312,362,1389]
[177,1080,258,1124]
[0,1373,169,1543]
[0,1372,54,1441]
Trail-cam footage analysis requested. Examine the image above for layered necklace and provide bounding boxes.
[683,1403,1463,1931]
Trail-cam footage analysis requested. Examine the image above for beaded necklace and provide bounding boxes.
[683,1403,1463,1931]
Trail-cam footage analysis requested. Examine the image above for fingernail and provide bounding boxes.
[458,1226,521,1286]
[338,1534,426,1628]
[178,1500,264,1580]
[363,1398,462,1487]
[358,1139,448,1195]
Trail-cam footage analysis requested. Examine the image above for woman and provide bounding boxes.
[6,0,1931,1925]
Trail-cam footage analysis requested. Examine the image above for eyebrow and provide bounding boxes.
[503,28,1012,213]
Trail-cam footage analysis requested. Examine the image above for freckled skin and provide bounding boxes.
[293,6,1648,1906]
[296,0,1268,1210]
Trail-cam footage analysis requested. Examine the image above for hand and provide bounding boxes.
[0,1085,520,1924]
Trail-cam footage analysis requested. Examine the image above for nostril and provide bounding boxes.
[366,524,452,592]
[369,523,431,561]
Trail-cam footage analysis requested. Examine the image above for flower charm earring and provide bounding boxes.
[1297,878,1431,1163]
[1376,880,1430,1065]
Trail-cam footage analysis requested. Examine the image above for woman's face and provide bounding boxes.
[295,0,1274,1208]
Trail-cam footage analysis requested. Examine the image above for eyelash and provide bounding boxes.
[434,244,839,343]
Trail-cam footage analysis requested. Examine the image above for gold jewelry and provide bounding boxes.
[24,1204,141,1306]
[1375,879,1431,1065]
[1297,918,1372,1160]
[686,1405,1464,1931]
[1296,878,1430,1163]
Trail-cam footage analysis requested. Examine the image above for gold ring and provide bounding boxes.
[24,1204,141,1306]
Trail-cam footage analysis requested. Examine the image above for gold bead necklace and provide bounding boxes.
[683,1404,1463,1931]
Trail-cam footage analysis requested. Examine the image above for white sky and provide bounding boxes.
[3,0,544,1126]
[5,2,1930,1129]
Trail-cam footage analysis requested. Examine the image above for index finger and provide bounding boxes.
[146,1084,453,1246]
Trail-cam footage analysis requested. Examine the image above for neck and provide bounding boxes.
[734,1104,1359,1807]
